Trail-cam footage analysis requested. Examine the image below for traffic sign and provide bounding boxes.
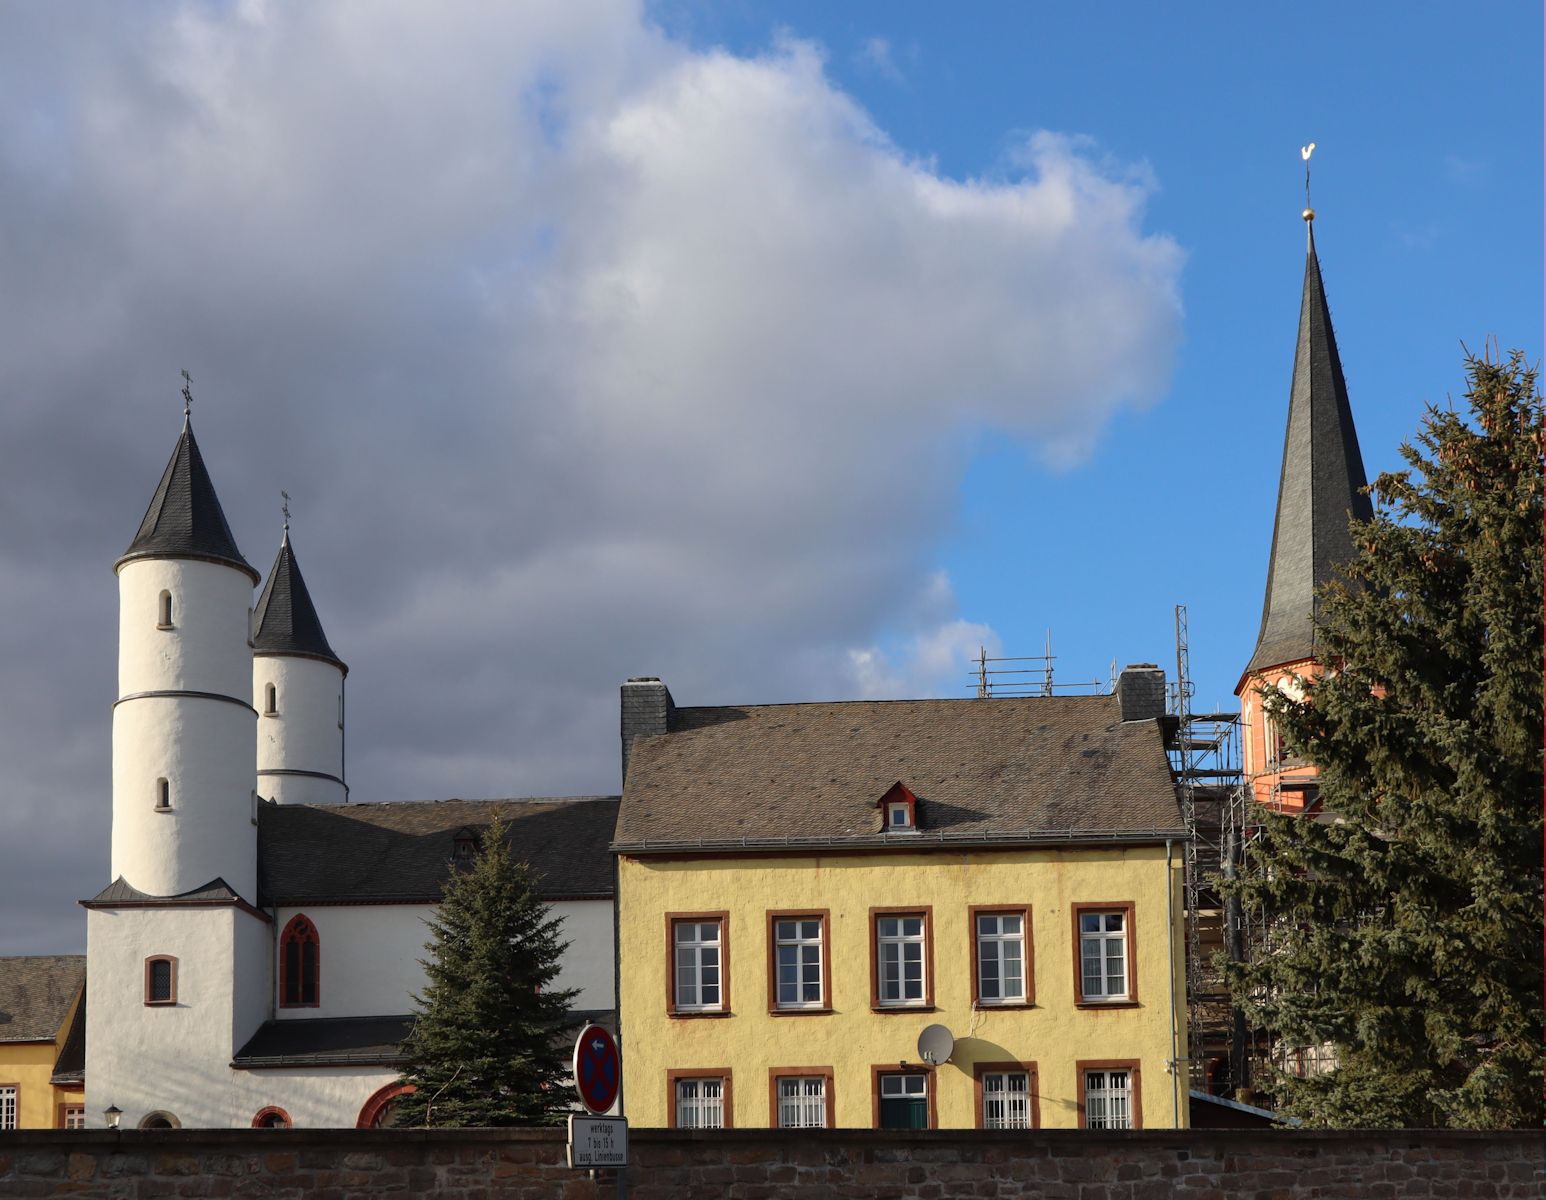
[568,1115,628,1168]
[572,1023,621,1115]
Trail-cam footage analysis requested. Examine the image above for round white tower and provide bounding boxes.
[252,526,348,805]
[111,415,260,900]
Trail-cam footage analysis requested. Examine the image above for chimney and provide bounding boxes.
[1116,663,1166,723]
[621,676,674,785]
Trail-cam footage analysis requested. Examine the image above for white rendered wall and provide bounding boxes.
[226,1066,401,1129]
[272,899,615,1020]
[114,558,256,900]
[255,655,346,805]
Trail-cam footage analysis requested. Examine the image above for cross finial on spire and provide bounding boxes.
[180,369,193,421]
[281,490,291,534]
[1300,142,1317,226]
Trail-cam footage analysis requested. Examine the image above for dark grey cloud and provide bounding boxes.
[0,2,1181,952]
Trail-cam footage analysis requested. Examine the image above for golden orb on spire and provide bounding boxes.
[1302,207,1315,222]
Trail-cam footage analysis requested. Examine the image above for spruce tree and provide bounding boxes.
[395,816,580,1126]
[1224,349,1544,1128]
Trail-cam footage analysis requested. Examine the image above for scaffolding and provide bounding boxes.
[969,633,1104,698]
[1167,604,1258,1095]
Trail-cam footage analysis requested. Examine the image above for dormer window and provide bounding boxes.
[451,828,479,868]
[879,782,920,833]
[157,591,174,629]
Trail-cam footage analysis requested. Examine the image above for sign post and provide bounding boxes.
[569,1023,627,1185]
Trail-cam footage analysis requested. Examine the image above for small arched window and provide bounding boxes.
[251,1106,292,1128]
[155,778,171,811]
[144,955,177,1005]
[264,683,278,716]
[357,1082,415,1129]
[157,591,174,629]
[280,915,320,1008]
[139,1110,181,1129]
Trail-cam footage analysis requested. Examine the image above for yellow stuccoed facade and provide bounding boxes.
[0,994,85,1128]
[617,843,1188,1130]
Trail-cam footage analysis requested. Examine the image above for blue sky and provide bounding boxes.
[656,0,1543,708]
[0,2,1539,951]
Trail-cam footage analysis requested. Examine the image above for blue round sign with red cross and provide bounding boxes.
[572,1023,621,1115]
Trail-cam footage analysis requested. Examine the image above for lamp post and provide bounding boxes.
[104,1105,122,1129]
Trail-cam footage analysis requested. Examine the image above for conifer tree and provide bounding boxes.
[395,817,580,1126]
[1225,349,1544,1129]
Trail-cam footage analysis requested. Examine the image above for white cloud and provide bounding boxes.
[0,1,1181,946]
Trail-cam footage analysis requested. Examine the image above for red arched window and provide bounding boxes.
[251,1106,292,1128]
[357,1082,415,1128]
[280,915,320,1008]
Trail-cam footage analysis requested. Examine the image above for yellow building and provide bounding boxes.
[0,956,87,1128]
[614,670,1189,1131]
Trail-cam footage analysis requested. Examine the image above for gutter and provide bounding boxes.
[612,828,1192,855]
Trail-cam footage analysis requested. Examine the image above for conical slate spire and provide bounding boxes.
[117,417,259,582]
[1243,225,1373,679]
[252,531,347,673]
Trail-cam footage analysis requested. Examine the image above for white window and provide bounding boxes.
[62,1105,85,1129]
[886,800,913,830]
[674,1078,724,1129]
[980,1071,1031,1129]
[976,912,1026,1003]
[673,920,723,1012]
[0,1085,16,1130]
[876,914,927,1006]
[776,1076,826,1128]
[1079,911,1128,1001]
[1083,1068,1133,1129]
[773,918,823,1009]
[877,1073,928,1129]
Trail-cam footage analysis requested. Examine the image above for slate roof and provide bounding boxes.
[1244,225,1373,680]
[252,531,346,672]
[117,418,259,583]
[233,1015,415,1068]
[614,694,1183,849]
[0,955,85,1043]
[50,995,86,1085]
[257,797,620,906]
[83,876,245,906]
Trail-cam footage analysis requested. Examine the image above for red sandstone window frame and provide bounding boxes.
[969,904,1035,1008]
[280,914,321,1009]
[767,1066,835,1128]
[357,1082,414,1128]
[666,1068,733,1129]
[144,955,177,1006]
[870,1064,936,1130]
[1076,1059,1142,1129]
[57,1102,85,1130]
[973,1060,1040,1129]
[870,907,934,1011]
[765,909,832,1014]
[666,911,730,1017]
[251,1106,292,1128]
[1071,901,1138,1007]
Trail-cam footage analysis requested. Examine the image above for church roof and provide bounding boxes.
[1243,225,1373,681]
[257,797,620,906]
[232,1015,414,1068]
[615,694,1183,850]
[0,955,84,1044]
[252,531,347,673]
[117,418,260,583]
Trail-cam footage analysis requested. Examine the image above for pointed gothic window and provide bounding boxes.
[158,591,174,628]
[280,915,320,1008]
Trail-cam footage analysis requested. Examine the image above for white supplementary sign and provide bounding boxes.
[567,1115,628,1169]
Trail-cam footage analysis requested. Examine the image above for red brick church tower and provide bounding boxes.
[1235,203,1372,813]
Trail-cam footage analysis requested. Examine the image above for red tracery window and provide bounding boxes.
[280,915,320,1008]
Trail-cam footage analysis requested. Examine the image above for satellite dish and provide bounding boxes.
[917,1024,954,1066]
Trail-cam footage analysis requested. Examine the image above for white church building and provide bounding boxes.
[83,414,619,1129]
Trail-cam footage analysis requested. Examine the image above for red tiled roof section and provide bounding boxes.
[617,694,1182,847]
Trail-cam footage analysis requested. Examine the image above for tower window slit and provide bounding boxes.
[155,778,171,810]
[264,683,277,715]
[157,591,173,628]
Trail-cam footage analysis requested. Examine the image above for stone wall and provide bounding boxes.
[1,1127,1538,1199]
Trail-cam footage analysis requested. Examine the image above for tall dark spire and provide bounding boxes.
[252,530,347,673]
[117,417,259,583]
[1242,222,1373,680]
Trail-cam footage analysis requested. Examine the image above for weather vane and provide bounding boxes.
[1301,142,1316,223]
[281,490,292,533]
[180,369,193,419]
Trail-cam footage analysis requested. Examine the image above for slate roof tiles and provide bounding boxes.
[0,955,85,1044]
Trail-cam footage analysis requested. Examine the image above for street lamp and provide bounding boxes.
[104,1105,122,1129]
